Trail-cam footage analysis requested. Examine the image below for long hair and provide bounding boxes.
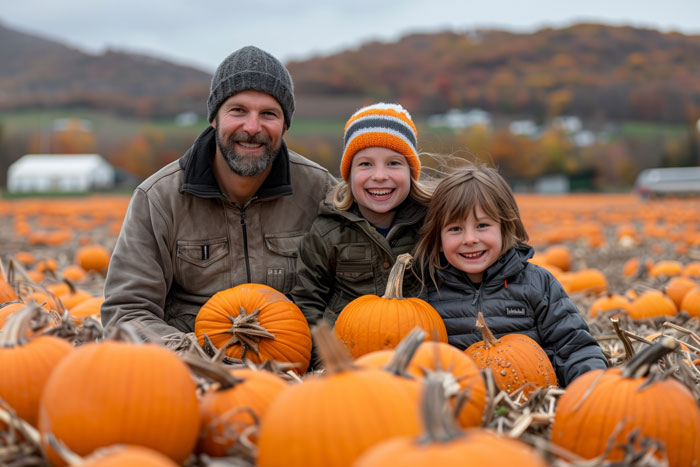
[413,164,529,290]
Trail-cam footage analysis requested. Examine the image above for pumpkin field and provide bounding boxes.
[1,193,699,466]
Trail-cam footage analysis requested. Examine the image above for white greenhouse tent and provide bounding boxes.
[7,154,116,193]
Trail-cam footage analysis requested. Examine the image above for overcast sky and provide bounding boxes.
[2,0,700,73]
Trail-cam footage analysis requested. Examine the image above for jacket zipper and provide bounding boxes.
[238,197,257,284]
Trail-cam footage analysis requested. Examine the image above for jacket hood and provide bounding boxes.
[178,125,293,201]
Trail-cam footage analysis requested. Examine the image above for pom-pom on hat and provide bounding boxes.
[340,103,419,181]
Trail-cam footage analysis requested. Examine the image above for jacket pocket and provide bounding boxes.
[176,237,229,295]
[264,231,306,293]
[336,260,374,282]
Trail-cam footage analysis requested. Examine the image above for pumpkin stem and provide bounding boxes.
[621,336,677,379]
[416,375,463,444]
[182,355,245,390]
[475,312,500,349]
[224,307,275,359]
[0,303,48,347]
[383,327,426,377]
[312,321,357,374]
[382,253,413,300]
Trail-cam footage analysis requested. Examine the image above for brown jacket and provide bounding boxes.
[101,126,337,337]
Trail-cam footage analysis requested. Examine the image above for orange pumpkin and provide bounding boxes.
[465,313,557,398]
[551,337,700,466]
[541,245,571,272]
[354,378,546,467]
[38,341,200,465]
[334,253,448,358]
[68,296,104,324]
[195,283,312,374]
[682,261,700,278]
[0,305,73,428]
[257,323,421,467]
[75,244,111,273]
[649,260,683,278]
[680,286,700,318]
[628,289,677,319]
[561,268,608,294]
[665,276,698,309]
[61,264,87,282]
[356,336,487,429]
[588,292,632,318]
[197,366,288,457]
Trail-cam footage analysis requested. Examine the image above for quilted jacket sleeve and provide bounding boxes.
[533,267,608,386]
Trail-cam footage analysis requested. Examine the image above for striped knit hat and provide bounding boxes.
[340,103,420,181]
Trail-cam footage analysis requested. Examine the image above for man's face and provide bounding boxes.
[212,90,286,177]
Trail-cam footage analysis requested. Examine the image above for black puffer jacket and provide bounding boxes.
[421,244,607,386]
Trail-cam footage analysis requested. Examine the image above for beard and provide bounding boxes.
[215,126,280,177]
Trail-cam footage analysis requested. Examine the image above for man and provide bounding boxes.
[101,45,337,338]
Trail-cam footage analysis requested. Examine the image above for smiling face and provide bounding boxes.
[212,90,285,177]
[349,146,412,228]
[440,203,503,283]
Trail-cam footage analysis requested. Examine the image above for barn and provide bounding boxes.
[7,154,116,193]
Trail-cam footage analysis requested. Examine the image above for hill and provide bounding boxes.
[288,24,700,123]
[0,21,211,118]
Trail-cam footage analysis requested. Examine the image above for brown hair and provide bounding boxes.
[413,164,529,290]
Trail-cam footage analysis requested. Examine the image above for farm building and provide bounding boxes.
[7,154,116,193]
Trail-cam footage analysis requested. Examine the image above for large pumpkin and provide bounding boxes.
[354,377,546,467]
[38,340,200,465]
[257,322,421,467]
[465,313,557,398]
[551,337,700,466]
[333,253,448,358]
[195,283,312,374]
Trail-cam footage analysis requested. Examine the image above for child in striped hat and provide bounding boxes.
[290,102,434,330]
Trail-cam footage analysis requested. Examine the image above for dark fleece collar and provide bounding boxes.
[179,125,293,201]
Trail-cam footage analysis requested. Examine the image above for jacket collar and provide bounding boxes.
[179,125,293,201]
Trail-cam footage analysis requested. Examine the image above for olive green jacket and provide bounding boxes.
[289,196,427,327]
[101,126,337,337]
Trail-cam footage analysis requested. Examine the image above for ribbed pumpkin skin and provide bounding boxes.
[466,334,557,396]
[354,429,547,467]
[356,342,487,428]
[38,342,200,465]
[257,369,421,467]
[195,283,312,373]
[0,335,73,427]
[628,290,677,319]
[197,368,288,457]
[334,295,448,358]
[82,445,178,467]
[551,368,700,467]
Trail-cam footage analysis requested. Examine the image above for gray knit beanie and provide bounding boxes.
[207,45,295,128]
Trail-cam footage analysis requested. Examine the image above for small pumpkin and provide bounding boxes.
[649,260,683,278]
[561,268,608,294]
[81,445,178,467]
[75,244,111,273]
[665,276,698,310]
[628,289,677,319]
[588,292,632,318]
[334,253,448,358]
[551,337,700,466]
[465,313,557,398]
[195,283,312,374]
[680,286,700,319]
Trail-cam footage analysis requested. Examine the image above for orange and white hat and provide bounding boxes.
[340,103,419,181]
